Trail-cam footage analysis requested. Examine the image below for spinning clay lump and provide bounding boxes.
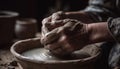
[22,48,91,61]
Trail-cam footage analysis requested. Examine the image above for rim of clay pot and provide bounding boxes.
[16,18,37,24]
[10,38,101,65]
[0,11,19,18]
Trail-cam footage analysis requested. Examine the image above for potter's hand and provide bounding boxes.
[41,11,95,41]
[41,11,66,36]
[41,19,89,56]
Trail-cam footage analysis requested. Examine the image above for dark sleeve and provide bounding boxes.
[108,18,120,68]
[108,17,120,43]
[83,0,118,22]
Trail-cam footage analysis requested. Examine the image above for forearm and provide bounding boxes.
[65,11,96,23]
[87,22,114,44]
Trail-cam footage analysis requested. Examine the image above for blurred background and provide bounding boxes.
[0,0,88,31]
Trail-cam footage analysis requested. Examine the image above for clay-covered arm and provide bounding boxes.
[87,22,114,44]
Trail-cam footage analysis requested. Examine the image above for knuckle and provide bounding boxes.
[42,18,47,24]
[57,11,64,14]
[42,16,51,24]
[58,35,67,42]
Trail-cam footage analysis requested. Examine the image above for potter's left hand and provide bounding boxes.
[41,19,89,56]
[41,11,66,38]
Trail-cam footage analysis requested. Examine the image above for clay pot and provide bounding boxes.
[0,11,19,46]
[11,38,101,69]
[15,18,38,39]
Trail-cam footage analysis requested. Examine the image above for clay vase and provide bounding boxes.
[15,18,38,39]
[0,11,19,46]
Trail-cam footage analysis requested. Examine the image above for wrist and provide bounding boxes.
[87,22,114,44]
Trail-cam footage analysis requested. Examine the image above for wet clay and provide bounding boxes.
[22,48,91,61]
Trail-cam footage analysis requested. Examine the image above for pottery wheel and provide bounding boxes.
[22,48,91,61]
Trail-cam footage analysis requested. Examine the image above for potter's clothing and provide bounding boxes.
[108,18,120,68]
[84,0,120,22]
[83,0,120,69]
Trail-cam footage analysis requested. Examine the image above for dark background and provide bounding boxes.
[0,0,88,31]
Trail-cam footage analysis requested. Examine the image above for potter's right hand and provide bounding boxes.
[41,19,114,56]
[41,19,90,56]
